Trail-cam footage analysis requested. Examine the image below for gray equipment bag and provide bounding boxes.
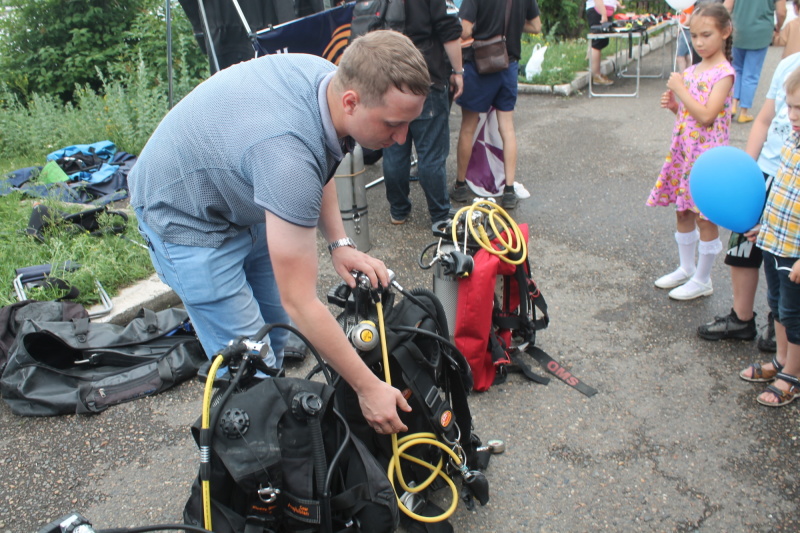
[0,308,205,416]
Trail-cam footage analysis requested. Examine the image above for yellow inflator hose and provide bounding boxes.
[201,354,226,531]
[451,200,527,265]
[376,298,464,523]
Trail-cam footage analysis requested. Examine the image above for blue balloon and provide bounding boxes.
[689,146,766,233]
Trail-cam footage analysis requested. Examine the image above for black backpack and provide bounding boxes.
[349,0,405,43]
[327,280,491,532]
[183,332,400,533]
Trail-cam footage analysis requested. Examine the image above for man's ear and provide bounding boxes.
[342,90,360,115]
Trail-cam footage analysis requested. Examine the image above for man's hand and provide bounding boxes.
[357,378,411,434]
[450,73,464,100]
[330,246,390,289]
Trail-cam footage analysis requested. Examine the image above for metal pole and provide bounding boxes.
[197,0,221,73]
[166,0,174,109]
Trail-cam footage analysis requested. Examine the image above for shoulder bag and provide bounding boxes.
[472,0,513,75]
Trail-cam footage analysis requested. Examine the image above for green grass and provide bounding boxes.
[519,21,672,86]
[520,36,594,86]
[0,58,180,308]
[0,192,153,308]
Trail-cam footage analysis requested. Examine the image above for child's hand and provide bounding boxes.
[791,260,800,284]
[666,72,685,93]
[744,224,761,242]
[661,90,678,112]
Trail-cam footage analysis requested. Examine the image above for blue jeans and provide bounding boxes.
[763,250,800,345]
[732,46,768,110]
[383,86,451,224]
[136,210,288,367]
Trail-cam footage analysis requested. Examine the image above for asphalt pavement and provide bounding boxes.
[5,45,800,533]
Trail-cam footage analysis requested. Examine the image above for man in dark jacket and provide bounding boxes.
[381,0,464,225]
[450,0,540,209]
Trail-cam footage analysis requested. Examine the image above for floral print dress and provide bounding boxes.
[646,61,734,212]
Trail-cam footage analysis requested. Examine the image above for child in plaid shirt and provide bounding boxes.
[739,66,800,406]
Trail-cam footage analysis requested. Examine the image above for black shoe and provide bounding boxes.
[450,182,470,203]
[501,190,518,209]
[697,308,757,341]
[283,326,309,362]
[758,311,777,352]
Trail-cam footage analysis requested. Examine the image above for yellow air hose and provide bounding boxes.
[451,199,527,265]
[376,298,465,523]
[201,354,226,531]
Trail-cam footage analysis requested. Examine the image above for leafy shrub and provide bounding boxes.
[0,56,172,162]
[0,0,206,104]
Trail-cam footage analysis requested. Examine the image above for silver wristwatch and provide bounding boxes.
[327,237,357,254]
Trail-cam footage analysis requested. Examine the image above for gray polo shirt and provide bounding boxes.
[129,53,343,247]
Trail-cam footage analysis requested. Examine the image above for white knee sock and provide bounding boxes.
[675,230,699,275]
[693,238,723,284]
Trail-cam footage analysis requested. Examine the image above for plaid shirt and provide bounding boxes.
[757,131,800,257]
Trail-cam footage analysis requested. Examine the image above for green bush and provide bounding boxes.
[0,0,207,104]
[538,0,584,39]
[0,58,173,163]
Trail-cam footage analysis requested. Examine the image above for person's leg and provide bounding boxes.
[244,223,289,368]
[495,110,517,187]
[675,28,692,72]
[453,61,491,202]
[494,64,520,209]
[382,127,414,223]
[731,46,745,113]
[737,47,769,120]
[670,218,720,299]
[756,253,800,405]
[741,250,785,381]
[410,86,451,223]
[696,231,761,340]
[455,109,481,185]
[136,212,282,367]
[591,47,602,77]
[656,210,699,288]
[731,266,760,321]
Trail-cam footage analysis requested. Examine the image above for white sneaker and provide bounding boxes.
[654,267,695,289]
[668,279,713,301]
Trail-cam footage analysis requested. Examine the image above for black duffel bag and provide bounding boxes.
[0,307,206,416]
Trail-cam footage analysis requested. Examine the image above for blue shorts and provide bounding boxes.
[676,27,693,57]
[456,61,519,113]
[764,250,800,345]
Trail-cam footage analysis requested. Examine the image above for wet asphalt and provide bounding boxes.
[5,45,800,533]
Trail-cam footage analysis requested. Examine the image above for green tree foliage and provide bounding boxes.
[0,0,206,103]
[538,0,585,39]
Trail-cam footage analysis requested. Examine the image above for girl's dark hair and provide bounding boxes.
[692,3,733,62]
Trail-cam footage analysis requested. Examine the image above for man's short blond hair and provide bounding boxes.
[786,66,800,97]
[334,30,431,106]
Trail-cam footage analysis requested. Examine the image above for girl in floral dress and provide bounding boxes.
[647,3,734,301]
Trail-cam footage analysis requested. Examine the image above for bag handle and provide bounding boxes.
[502,0,511,38]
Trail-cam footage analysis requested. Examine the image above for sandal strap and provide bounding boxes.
[772,356,784,373]
[775,372,800,388]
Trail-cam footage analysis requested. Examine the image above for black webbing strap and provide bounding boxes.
[507,349,550,385]
[525,346,597,397]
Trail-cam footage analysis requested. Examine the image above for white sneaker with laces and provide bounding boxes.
[654,267,695,289]
[668,279,713,300]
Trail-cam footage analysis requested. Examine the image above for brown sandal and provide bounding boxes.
[739,356,783,383]
[757,372,800,407]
